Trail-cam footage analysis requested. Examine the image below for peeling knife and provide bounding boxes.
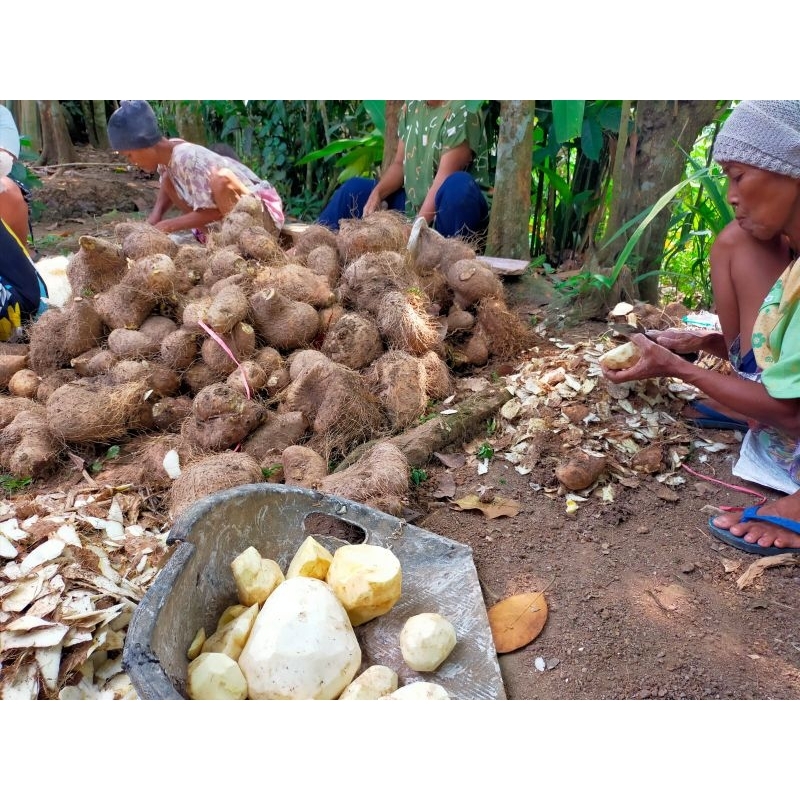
[610,322,661,342]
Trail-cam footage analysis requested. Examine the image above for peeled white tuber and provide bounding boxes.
[285,536,334,580]
[382,681,451,700]
[238,577,361,700]
[186,627,206,660]
[400,612,457,672]
[231,546,285,606]
[338,665,398,700]
[325,543,402,626]
[201,602,259,661]
[216,604,248,630]
[599,341,641,370]
[187,652,248,700]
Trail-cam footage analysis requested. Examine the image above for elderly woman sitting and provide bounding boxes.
[602,100,800,555]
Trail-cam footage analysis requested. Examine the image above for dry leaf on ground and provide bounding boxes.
[487,592,549,653]
[451,494,521,519]
[736,553,800,589]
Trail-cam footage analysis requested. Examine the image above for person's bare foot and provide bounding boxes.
[712,493,800,550]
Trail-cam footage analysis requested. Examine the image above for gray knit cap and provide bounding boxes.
[712,100,800,179]
[108,100,162,151]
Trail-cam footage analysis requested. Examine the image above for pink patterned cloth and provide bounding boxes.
[158,141,284,228]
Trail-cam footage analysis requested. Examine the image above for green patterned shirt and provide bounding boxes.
[398,101,490,216]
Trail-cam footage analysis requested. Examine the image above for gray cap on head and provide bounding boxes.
[108,100,162,151]
[712,100,800,179]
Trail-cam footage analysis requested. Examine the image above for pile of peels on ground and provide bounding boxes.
[490,300,738,515]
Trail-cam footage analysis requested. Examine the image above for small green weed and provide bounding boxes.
[0,474,32,493]
[262,464,281,479]
[90,445,121,474]
[410,467,428,485]
[486,417,497,435]
[476,442,494,460]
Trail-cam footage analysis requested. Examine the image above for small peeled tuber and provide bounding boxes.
[400,612,457,672]
[201,602,259,661]
[599,341,641,370]
[325,543,402,626]
[285,536,334,580]
[338,665,398,700]
[230,546,285,606]
[186,627,207,660]
[382,681,451,700]
[216,604,248,630]
[187,652,248,700]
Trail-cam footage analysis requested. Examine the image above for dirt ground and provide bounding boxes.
[13,147,800,701]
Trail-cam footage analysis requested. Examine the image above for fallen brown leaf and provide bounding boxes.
[736,553,800,589]
[487,592,549,653]
[451,494,521,519]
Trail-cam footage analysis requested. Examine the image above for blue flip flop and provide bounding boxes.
[708,504,800,556]
[686,401,749,433]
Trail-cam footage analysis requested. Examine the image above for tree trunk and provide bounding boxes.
[37,101,76,166]
[599,100,723,303]
[78,101,109,149]
[382,100,403,172]
[484,100,534,259]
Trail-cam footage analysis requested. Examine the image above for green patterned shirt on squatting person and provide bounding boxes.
[749,258,800,482]
[398,101,490,217]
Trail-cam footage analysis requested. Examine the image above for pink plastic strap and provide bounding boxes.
[680,462,767,511]
[197,320,252,399]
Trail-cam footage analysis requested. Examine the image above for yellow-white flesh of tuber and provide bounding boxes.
[238,577,361,700]
[285,536,334,580]
[338,665,398,700]
[187,652,248,700]
[231,546,285,606]
[187,627,206,660]
[599,341,641,370]
[201,602,259,661]
[325,543,402,626]
[382,682,451,700]
[400,612,457,672]
[216,604,248,630]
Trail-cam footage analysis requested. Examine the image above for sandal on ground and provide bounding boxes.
[708,504,800,555]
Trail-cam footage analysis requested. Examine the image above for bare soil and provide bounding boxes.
[21,149,800,700]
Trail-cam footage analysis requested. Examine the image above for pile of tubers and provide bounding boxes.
[186,536,457,700]
[0,202,536,518]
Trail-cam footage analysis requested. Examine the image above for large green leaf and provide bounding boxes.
[552,100,585,144]
[362,101,385,135]
[580,116,603,162]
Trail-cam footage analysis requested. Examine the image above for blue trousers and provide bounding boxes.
[317,172,489,239]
